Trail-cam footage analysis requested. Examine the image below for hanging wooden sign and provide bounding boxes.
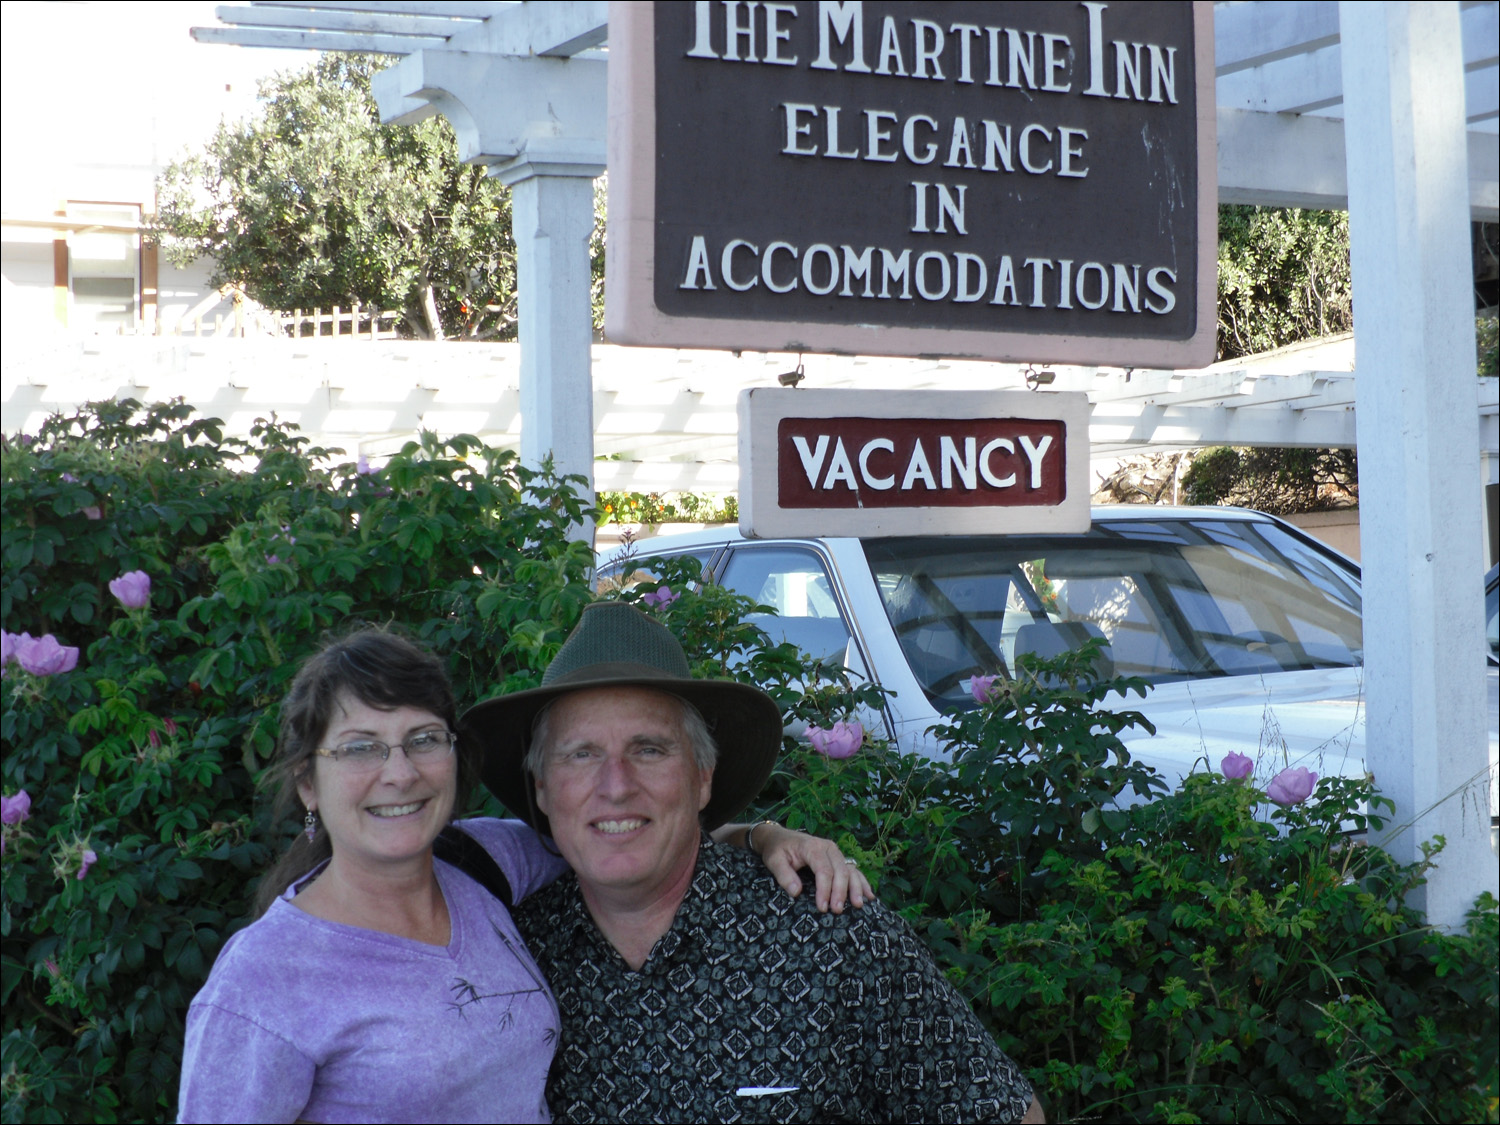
[607,1,1217,367]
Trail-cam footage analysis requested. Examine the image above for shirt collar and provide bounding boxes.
[549,872,598,950]
[558,834,739,969]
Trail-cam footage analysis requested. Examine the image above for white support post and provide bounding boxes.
[497,160,602,531]
[1340,1,1498,928]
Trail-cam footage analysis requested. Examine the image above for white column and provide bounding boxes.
[497,160,601,523]
[1340,1,1498,928]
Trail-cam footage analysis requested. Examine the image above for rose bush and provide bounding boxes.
[2,402,595,1123]
[0,631,29,674]
[640,585,679,609]
[0,792,29,825]
[754,641,1498,1123]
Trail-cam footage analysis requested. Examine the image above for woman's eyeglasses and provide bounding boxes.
[316,730,457,771]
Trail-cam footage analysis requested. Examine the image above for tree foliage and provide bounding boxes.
[1091,452,1194,507]
[1092,207,1361,514]
[1217,205,1353,361]
[1093,446,1360,516]
[1478,315,1498,376]
[1179,445,1358,514]
[155,55,520,341]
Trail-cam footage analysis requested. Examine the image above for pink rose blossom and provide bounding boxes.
[77,848,97,880]
[970,674,1000,704]
[1268,767,1319,806]
[16,634,79,676]
[1221,751,1254,780]
[641,586,679,609]
[808,720,863,759]
[2,630,34,675]
[43,959,60,978]
[108,570,151,609]
[164,718,178,738]
[1,790,30,824]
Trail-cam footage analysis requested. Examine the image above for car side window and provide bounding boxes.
[719,546,853,662]
[596,548,716,596]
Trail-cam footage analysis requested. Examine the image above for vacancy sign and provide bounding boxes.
[739,389,1090,537]
[607,1,1217,367]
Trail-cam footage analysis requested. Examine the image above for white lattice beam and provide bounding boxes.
[447,0,607,57]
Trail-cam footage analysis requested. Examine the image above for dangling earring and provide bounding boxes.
[304,808,319,843]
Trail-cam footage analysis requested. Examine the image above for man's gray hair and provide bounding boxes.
[525,690,719,778]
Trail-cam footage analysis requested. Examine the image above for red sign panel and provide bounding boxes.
[777,416,1067,508]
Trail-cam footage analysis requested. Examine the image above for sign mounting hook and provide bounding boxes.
[778,356,806,389]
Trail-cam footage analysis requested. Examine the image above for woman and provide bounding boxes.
[178,629,866,1123]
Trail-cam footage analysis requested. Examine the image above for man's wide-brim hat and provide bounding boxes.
[461,601,784,834]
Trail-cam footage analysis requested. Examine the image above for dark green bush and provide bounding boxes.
[1,403,594,1122]
[755,643,1499,1124]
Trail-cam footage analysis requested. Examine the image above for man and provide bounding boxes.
[464,601,1043,1123]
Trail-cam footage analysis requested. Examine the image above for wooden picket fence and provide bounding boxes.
[281,302,404,339]
[160,290,406,340]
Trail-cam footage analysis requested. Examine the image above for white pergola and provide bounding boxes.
[197,1,1498,926]
[1,332,1388,477]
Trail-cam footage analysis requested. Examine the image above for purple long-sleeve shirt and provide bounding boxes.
[178,819,568,1124]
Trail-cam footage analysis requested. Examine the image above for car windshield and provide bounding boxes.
[862,518,1365,710]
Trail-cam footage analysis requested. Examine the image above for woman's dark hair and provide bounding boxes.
[252,628,471,917]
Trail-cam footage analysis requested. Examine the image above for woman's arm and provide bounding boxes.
[459,816,872,911]
[179,1002,315,1124]
[713,820,873,913]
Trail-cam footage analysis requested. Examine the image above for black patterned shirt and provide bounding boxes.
[514,837,1034,1123]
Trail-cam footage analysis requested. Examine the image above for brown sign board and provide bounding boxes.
[739,388,1091,537]
[607,1,1217,367]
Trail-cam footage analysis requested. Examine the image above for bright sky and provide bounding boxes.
[0,1,316,213]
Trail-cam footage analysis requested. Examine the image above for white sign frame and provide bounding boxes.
[738,388,1092,538]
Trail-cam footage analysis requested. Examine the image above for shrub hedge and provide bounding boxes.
[751,652,1498,1122]
[2,402,1495,1123]
[1,402,594,1121]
